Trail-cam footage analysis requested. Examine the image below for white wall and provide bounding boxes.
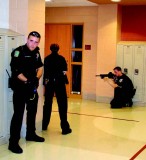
[0,0,9,28]
[96,4,118,103]
[9,0,28,36]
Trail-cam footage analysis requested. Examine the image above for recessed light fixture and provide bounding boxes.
[45,0,52,2]
[111,0,121,2]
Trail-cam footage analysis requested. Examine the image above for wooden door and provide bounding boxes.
[45,24,71,96]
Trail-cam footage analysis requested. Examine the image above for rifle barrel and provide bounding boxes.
[95,75,100,77]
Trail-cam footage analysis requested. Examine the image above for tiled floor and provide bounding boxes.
[0,98,146,160]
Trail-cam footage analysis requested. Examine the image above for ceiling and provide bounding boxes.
[45,0,97,7]
[45,0,146,7]
[89,0,146,5]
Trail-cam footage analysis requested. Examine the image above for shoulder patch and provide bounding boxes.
[14,50,20,57]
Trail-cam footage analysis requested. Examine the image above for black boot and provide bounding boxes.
[26,134,45,142]
[61,121,72,135]
[126,102,133,107]
[42,125,48,131]
[8,143,23,154]
[62,128,72,135]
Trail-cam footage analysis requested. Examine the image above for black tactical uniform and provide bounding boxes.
[9,44,44,149]
[110,73,134,108]
[42,44,71,135]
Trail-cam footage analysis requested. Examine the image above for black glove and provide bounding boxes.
[25,77,39,100]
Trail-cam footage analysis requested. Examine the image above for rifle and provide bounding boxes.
[96,72,114,79]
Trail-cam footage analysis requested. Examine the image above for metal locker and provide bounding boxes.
[0,29,24,145]
[7,36,18,134]
[133,45,145,102]
[117,43,145,104]
[123,45,133,81]
[0,35,5,138]
[7,36,17,74]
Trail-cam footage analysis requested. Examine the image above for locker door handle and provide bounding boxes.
[134,69,139,75]
[124,68,128,74]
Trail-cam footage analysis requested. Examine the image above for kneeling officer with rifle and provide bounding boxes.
[96,66,135,108]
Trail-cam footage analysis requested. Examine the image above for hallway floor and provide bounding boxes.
[0,98,146,160]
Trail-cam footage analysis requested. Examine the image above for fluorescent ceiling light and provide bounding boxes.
[45,0,52,2]
[111,0,121,2]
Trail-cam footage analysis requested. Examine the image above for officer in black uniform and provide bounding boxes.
[42,44,72,135]
[9,31,45,154]
[104,66,134,108]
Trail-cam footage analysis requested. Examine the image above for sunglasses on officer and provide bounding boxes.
[28,31,41,39]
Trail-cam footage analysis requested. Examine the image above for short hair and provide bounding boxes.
[50,43,59,52]
[113,66,122,71]
[28,31,41,39]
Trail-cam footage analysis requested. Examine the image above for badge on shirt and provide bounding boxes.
[25,56,31,58]
[14,51,20,57]
[119,79,123,83]
[36,53,39,60]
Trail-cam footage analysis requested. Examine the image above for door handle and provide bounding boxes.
[124,68,128,74]
[134,69,139,75]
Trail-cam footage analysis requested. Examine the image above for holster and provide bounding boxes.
[64,75,69,84]
[8,77,15,90]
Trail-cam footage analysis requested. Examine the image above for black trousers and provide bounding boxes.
[110,87,132,108]
[42,81,70,131]
[9,88,38,144]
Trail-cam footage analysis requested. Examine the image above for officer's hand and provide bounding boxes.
[28,77,39,88]
[44,79,49,86]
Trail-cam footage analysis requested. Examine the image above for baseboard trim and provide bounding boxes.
[0,137,7,145]
[96,96,146,106]
[82,93,96,100]
[96,96,112,103]
[133,101,145,106]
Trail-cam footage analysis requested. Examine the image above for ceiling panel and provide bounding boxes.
[88,0,146,5]
[45,0,98,7]
[46,0,146,7]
